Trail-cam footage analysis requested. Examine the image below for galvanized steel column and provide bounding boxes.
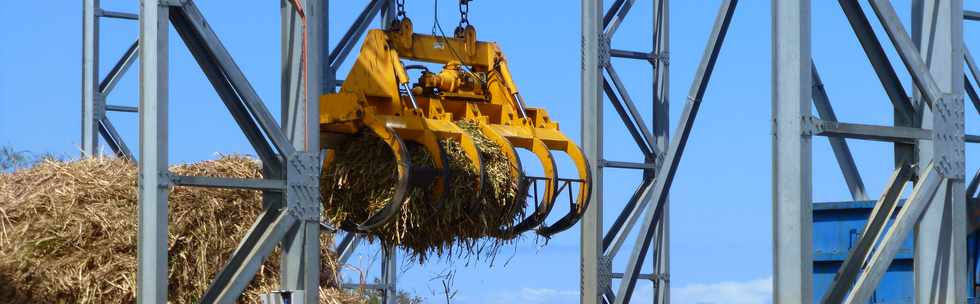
[82,0,100,156]
[281,1,323,303]
[378,3,401,300]
[137,0,170,302]
[581,0,603,303]
[912,0,968,302]
[305,0,322,149]
[381,0,397,28]
[652,1,669,303]
[772,0,812,303]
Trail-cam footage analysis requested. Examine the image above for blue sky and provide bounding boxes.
[1,1,978,303]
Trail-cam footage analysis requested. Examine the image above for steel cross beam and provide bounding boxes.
[867,0,945,110]
[820,164,913,303]
[810,63,870,201]
[836,0,916,122]
[967,10,980,21]
[963,47,980,115]
[328,0,384,72]
[970,169,980,232]
[844,164,945,304]
[82,0,138,159]
[836,0,917,166]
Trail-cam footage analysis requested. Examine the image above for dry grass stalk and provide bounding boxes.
[0,156,364,304]
[322,121,525,263]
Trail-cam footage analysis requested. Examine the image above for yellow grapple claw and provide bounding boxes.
[320,18,592,237]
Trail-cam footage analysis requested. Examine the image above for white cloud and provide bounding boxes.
[672,277,773,304]
[464,277,772,304]
[470,287,579,304]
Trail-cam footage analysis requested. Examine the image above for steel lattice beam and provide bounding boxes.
[585,0,736,303]
[810,63,869,201]
[612,2,736,302]
[82,0,138,160]
[821,164,913,303]
[845,164,945,304]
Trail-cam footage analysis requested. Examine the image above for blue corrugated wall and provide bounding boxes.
[811,200,979,303]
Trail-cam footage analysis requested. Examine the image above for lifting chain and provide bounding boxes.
[457,0,471,29]
[396,0,407,19]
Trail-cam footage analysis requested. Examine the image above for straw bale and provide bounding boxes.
[0,156,363,304]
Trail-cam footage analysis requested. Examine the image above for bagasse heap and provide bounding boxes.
[322,120,523,263]
[0,156,362,304]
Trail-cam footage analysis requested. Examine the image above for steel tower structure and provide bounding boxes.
[83,0,735,303]
[81,1,434,303]
[774,1,978,303]
[79,0,980,303]
[580,0,737,303]
[81,0,138,159]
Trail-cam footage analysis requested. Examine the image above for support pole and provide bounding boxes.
[911,1,968,303]
[137,0,170,302]
[652,1,669,303]
[580,0,604,303]
[772,0,812,303]
[82,0,100,156]
[381,246,397,304]
[380,0,397,28]
[281,1,323,303]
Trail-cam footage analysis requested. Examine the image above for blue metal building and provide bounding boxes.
[812,200,979,303]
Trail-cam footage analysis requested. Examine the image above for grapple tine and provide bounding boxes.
[498,137,558,238]
[537,144,593,237]
[355,122,413,231]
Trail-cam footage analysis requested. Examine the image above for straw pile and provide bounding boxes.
[0,156,362,304]
[322,121,523,263]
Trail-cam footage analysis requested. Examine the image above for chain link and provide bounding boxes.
[396,0,406,19]
[458,0,470,28]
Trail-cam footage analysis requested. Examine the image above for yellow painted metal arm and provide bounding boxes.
[537,143,592,237]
